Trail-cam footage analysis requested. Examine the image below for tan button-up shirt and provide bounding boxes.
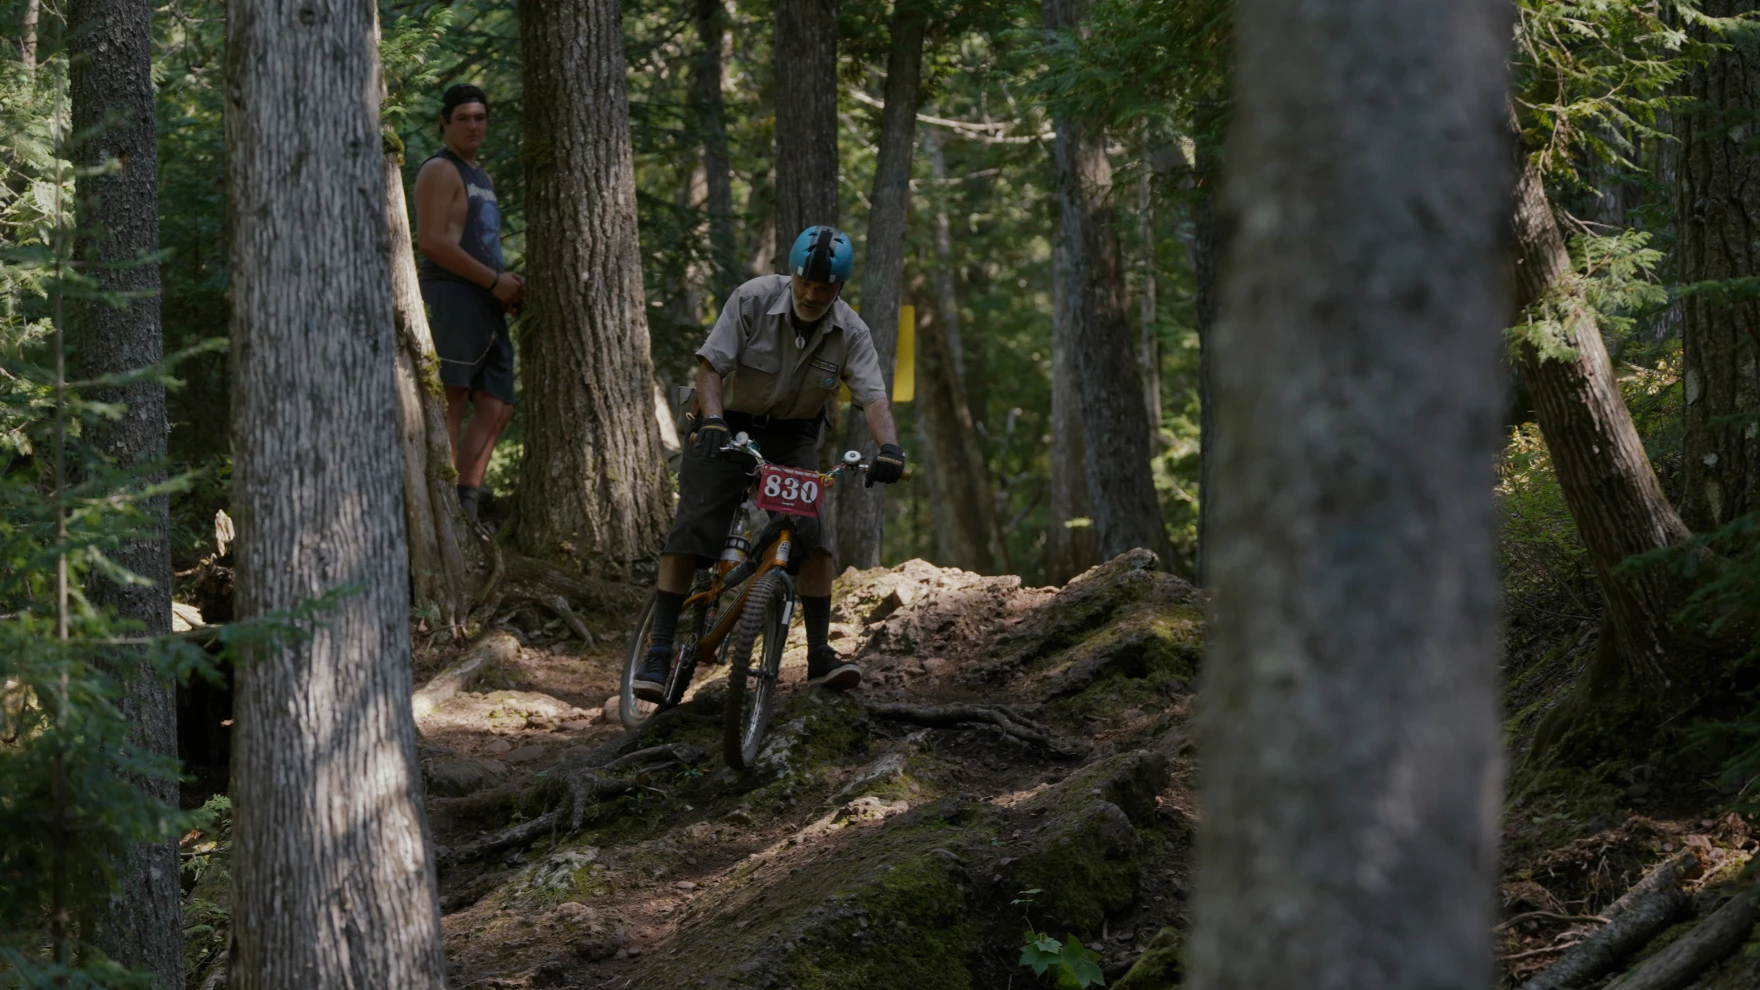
[696,274,889,420]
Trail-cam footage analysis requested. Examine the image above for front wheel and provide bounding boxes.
[722,570,792,769]
[620,586,707,731]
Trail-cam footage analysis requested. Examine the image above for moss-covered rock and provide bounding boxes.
[1012,751,1172,933]
[1114,926,1184,990]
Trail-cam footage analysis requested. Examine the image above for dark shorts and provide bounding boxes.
[421,277,516,405]
[663,413,835,565]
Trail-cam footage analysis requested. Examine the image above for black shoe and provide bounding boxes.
[633,645,673,702]
[807,645,862,691]
[457,484,481,522]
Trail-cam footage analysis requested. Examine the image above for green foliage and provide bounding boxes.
[1015,889,1106,988]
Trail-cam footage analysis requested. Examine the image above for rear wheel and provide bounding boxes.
[722,570,792,769]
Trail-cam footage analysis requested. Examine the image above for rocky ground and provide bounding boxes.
[176,550,1760,989]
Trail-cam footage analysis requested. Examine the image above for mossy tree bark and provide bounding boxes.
[1191,101,1222,587]
[1678,0,1760,533]
[68,0,179,981]
[382,127,484,628]
[772,0,838,265]
[224,0,446,984]
[515,0,672,571]
[693,0,738,308]
[1043,0,1177,569]
[1511,160,1704,693]
[835,0,925,568]
[1191,0,1511,985]
[918,126,1005,575]
[1046,231,1100,584]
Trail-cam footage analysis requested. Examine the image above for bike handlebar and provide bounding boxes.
[722,433,911,481]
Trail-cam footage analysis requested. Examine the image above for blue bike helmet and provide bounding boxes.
[788,225,854,283]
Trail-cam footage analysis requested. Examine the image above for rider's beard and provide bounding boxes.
[789,290,829,324]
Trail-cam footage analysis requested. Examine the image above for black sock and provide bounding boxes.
[456,484,481,520]
[649,590,687,651]
[802,595,831,650]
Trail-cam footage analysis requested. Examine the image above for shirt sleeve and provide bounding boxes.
[695,290,745,376]
[840,320,890,407]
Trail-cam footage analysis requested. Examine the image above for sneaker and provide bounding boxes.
[807,645,862,691]
[457,484,481,523]
[632,645,673,702]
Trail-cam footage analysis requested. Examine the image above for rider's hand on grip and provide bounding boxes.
[867,443,907,487]
[695,416,731,460]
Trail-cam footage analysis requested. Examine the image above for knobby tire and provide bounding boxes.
[723,570,788,769]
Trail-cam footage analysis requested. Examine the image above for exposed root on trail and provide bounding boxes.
[864,701,1085,757]
[1603,881,1760,990]
[1516,850,1694,990]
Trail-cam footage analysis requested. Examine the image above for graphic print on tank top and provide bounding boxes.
[418,147,504,282]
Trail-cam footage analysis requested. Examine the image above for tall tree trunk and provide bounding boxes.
[68,0,179,981]
[1045,231,1100,584]
[694,0,738,307]
[1188,0,1512,985]
[1192,109,1221,586]
[1678,0,1760,532]
[383,128,483,630]
[224,0,445,985]
[773,0,839,264]
[1137,150,1163,442]
[916,126,1003,574]
[1042,0,1177,568]
[21,0,39,74]
[515,0,672,572]
[834,2,924,568]
[1511,159,1700,691]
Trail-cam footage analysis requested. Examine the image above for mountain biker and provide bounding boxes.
[633,225,907,701]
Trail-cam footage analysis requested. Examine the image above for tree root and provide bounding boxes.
[410,630,520,720]
[1603,880,1760,990]
[538,593,596,647]
[433,743,702,867]
[1516,851,1694,990]
[864,701,1083,757]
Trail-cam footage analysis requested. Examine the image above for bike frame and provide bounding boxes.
[683,518,797,666]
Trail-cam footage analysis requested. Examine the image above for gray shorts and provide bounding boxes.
[663,414,834,566]
[421,277,516,405]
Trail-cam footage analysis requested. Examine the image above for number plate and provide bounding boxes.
[753,463,824,519]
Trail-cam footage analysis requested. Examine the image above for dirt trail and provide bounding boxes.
[176,549,1760,988]
[409,550,1201,989]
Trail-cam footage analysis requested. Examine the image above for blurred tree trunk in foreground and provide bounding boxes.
[224,0,446,984]
[1190,0,1511,986]
[69,0,179,979]
[515,0,671,571]
[1043,0,1177,569]
[837,0,925,568]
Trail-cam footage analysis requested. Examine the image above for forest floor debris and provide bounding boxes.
[174,551,1760,989]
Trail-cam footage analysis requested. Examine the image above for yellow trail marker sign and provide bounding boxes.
[839,304,915,403]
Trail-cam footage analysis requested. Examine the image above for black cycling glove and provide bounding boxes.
[695,416,731,460]
[867,443,906,487]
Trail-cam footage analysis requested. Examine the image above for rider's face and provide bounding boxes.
[790,275,842,322]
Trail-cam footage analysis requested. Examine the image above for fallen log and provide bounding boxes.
[865,701,1083,756]
[1602,880,1760,990]
[411,630,520,720]
[1516,851,1694,990]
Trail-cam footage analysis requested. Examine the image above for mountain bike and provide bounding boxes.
[619,434,897,769]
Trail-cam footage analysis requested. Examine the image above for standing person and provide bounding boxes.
[633,226,907,699]
[414,83,523,522]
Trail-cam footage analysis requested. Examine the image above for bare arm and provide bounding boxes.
[863,397,899,448]
[413,158,500,290]
[696,359,726,419]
